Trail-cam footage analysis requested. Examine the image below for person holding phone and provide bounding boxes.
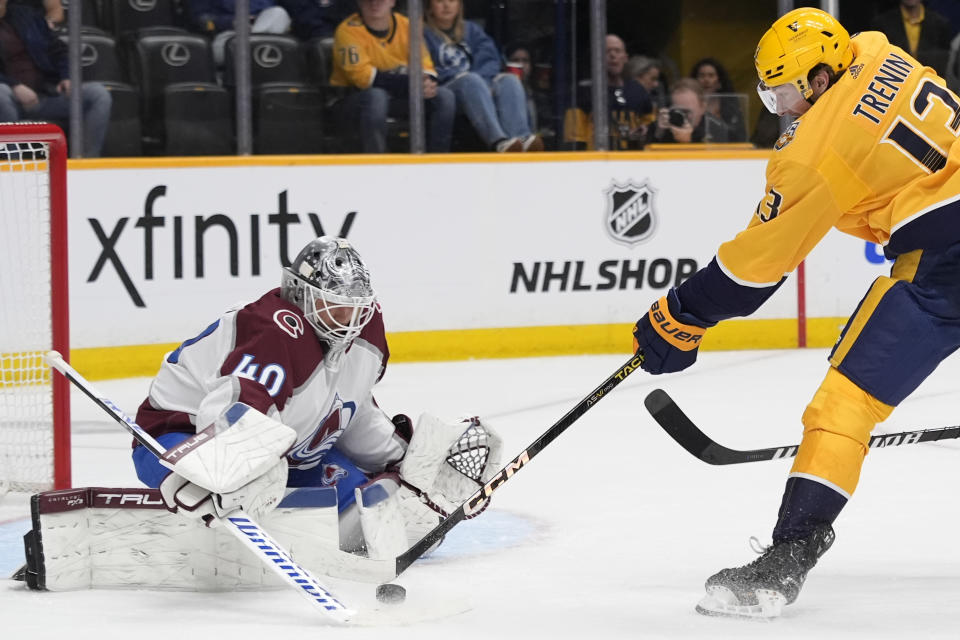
[649,78,730,144]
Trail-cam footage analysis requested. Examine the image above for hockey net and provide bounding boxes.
[0,123,71,498]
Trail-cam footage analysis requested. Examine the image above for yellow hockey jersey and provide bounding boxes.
[329,12,436,89]
[717,31,960,288]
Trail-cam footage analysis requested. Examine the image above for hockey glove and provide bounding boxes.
[633,288,710,375]
[399,414,503,516]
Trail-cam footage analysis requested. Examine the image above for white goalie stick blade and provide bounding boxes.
[695,586,786,620]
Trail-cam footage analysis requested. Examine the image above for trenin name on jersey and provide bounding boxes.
[87,186,356,308]
[851,52,915,124]
[510,258,698,293]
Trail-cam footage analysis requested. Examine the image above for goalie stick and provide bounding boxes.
[393,352,646,576]
[45,351,355,623]
[645,388,960,465]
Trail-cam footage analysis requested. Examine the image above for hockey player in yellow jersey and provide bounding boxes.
[330,0,454,153]
[633,7,960,618]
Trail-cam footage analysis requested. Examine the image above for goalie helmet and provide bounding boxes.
[754,7,853,113]
[281,236,377,347]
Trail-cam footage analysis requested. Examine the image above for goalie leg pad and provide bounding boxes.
[338,474,443,557]
[356,474,407,559]
[24,485,401,590]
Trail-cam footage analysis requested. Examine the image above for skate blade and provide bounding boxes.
[695,586,786,620]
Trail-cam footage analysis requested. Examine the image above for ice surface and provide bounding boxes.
[3,349,960,638]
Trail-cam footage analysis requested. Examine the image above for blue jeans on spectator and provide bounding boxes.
[341,86,455,153]
[0,82,112,157]
[446,72,532,148]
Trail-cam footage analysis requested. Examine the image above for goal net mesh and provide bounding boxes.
[0,140,55,495]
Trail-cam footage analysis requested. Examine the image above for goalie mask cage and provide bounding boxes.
[0,122,70,495]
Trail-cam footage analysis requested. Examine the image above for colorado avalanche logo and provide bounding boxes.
[287,395,356,469]
[273,309,305,339]
[321,463,348,486]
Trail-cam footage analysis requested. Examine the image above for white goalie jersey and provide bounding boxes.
[134,288,406,478]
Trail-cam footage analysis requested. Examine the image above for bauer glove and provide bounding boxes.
[633,288,711,375]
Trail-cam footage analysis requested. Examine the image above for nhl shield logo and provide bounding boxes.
[604,180,657,246]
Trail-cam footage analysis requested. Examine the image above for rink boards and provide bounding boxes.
[64,150,893,379]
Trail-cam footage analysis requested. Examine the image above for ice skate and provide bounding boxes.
[696,524,835,619]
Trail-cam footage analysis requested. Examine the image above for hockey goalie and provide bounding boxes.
[20,236,503,591]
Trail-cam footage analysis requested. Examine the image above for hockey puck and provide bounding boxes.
[375,583,406,604]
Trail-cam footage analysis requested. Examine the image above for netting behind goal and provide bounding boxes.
[0,123,70,495]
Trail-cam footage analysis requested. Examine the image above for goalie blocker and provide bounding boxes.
[18,413,503,591]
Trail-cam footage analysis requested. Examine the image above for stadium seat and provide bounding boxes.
[302,36,332,88]
[99,81,143,156]
[164,83,233,155]
[254,82,323,154]
[60,33,125,82]
[133,33,218,151]
[102,0,177,37]
[58,33,143,156]
[223,34,306,88]
[61,0,106,31]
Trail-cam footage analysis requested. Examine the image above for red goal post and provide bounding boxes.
[0,122,71,493]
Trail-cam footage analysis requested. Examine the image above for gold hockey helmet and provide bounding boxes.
[755,7,853,111]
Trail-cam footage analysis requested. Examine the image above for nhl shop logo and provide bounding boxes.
[603,180,657,247]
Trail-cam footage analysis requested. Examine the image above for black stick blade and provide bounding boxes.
[644,389,727,463]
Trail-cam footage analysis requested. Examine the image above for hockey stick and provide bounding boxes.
[44,351,355,623]
[645,388,960,465]
[393,352,646,576]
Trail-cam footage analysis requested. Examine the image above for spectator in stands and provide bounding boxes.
[627,55,666,110]
[186,0,292,66]
[0,0,111,156]
[424,0,541,152]
[505,42,537,130]
[10,0,61,28]
[567,34,652,150]
[873,0,952,76]
[279,0,351,42]
[649,77,729,144]
[330,0,454,153]
[690,57,746,142]
[605,34,653,149]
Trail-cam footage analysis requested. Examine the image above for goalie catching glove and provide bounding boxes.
[158,403,296,526]
[399,414,504,516]
[335,413,504,559]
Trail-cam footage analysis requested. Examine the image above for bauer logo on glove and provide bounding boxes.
[634,289,712,375]
[648,297,705,351]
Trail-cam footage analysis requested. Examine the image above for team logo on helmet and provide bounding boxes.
[273,309,305,339]
[603,180,657,247]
